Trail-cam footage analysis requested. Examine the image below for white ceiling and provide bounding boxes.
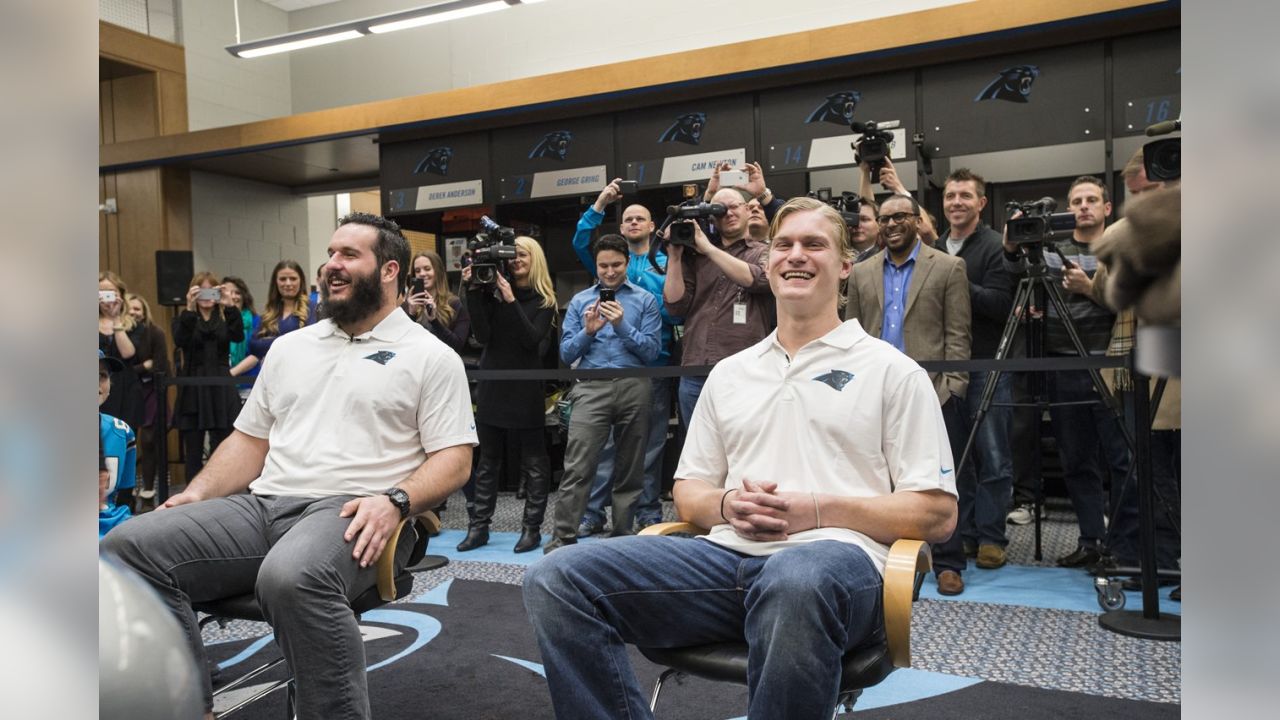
[260,0,345,12]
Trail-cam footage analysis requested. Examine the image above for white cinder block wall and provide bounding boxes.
[191,171,313,305]
[180,0,293,131]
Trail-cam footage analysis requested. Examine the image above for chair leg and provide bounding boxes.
[649,668,680,713]
[286,678,297,720]
[832,689,861,717]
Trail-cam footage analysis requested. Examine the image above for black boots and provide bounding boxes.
[514,526,541,553]
[456,525,489,552]
[458,452,501,552]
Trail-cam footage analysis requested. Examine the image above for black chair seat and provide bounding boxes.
[639,640,895,692]
[193,573,413,622]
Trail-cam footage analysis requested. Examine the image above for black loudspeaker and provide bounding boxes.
[156,250,194,306]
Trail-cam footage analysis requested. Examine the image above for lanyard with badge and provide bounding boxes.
[732,288,747,325]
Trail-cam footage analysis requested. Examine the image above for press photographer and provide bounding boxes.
[1002,176,1131,570]
[663,180,773,426]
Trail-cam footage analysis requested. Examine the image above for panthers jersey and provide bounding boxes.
[98,412,136,539]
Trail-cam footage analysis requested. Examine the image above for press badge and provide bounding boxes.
[733,302,747,324]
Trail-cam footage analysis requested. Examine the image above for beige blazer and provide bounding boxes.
[844,243,972,405]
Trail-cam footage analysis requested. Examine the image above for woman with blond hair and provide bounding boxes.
[98,271,145,433]
[172,271,243,481]
[249,259,313,366]
[459,236,557,553]
[124,293,170,501]
[404,250,470,354]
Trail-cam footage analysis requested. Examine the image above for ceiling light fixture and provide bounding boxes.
[226,0,545,59]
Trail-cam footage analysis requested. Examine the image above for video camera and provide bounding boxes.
[850,119,899,180]
[663,201,726,248]
[468,215,518,286]
[807,187,864,227]
[1004,197,1076,246]
[1143,119,1181,182]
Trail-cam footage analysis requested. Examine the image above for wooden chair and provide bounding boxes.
[636,521,931,717]
[194,512,440,718]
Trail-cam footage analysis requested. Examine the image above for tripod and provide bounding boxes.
[958,246,1135,559]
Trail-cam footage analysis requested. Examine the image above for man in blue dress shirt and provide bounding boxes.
[546,234,662,553]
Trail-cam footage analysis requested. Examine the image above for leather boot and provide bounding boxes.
[455,525,489,552]
[520,455,551,530]
[513,525,541,553]
[457,452,501,552]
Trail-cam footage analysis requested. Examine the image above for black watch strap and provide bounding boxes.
[384,488,411,519]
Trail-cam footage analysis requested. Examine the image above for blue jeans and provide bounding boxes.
[582,378,670,528]
[960,371,1014,548]
[677,375,708,429]
[523,536,884,720]
[1048,369,1131,544]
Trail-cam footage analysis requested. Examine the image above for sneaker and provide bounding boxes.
[577,519,606,538]
[1006,504,1036,525]
[976,544,1007,569]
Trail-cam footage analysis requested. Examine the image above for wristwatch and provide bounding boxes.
[383,487,411,519]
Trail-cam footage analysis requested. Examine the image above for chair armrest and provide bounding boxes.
[376,517,413,602]
[883,539,931,669]
[639,522,707,536]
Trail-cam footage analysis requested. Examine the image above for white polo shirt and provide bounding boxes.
[235,308,478,498]
[676,319,957,573]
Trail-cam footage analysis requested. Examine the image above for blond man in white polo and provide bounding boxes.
[523,197,958,720]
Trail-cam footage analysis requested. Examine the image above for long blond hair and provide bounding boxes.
[410,251,458,326]
[125,292,153,325]
[98,270,136,332]
[259,260,310,337]
[515,237,557,311]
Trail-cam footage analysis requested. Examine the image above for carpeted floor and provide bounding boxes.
[200,492,1181,718]
[206,579,1178,719]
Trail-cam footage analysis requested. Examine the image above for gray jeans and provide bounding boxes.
[99,493,415,719]
[551,377,651,540]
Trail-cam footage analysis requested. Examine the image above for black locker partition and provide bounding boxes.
[380,132,492,216]
[921,43,1107,158]
[615,95,755,189]
[757,71,916,176]
[489,115,615,205]
[1111,29,1181,138]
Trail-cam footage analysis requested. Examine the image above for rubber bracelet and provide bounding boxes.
[720,488,736,524]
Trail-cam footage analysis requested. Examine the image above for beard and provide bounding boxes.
[320,268,384,327]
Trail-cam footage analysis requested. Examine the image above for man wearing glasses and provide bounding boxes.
[664,184,773,427]
[845,194,972,595]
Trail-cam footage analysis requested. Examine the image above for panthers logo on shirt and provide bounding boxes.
[364,351,397,366]
[812,370,855,391]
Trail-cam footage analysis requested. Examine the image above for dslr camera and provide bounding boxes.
[1004,198,1076,246]
[468,215,518,286]
[664,201,727,248]
[850,119,899,180]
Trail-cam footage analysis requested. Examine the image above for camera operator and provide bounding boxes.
[572,180,677,534]
[545,235,662,554]
[1002,176,1130,569]
[460,236,558,553]
[845,193,971,595]
[934,169,1016,570]
[664,185,774,426]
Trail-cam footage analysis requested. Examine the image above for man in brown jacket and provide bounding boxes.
[845,193,972,594]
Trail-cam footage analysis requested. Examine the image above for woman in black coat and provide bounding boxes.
[458,236,557,554]
[125,293,170,501]
[171,271,243,482]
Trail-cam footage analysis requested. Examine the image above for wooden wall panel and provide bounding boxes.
[157,70,189,136]
[109,74,160,144]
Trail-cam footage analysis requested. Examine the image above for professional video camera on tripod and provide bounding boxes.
[959,193,1137,563]
[467,215,519,287]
